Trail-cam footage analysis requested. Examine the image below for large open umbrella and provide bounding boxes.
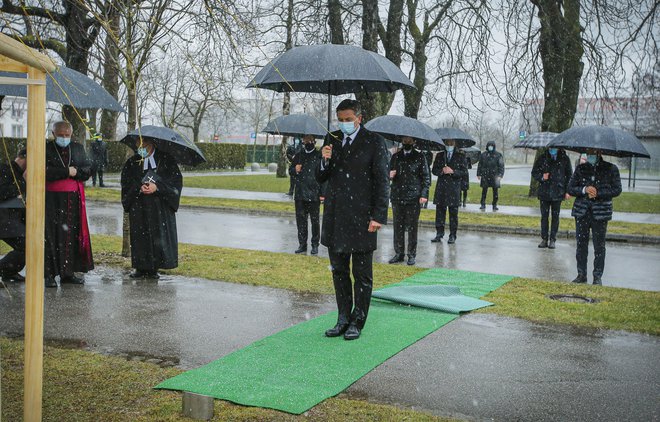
[120,126,206,166]
[0,67,125,112]
[434,127,476,148]
[547,126,650,158]
[247,44,415,129]
[364,115,444,147]
[513,132,557,149]
[262,114,330,138]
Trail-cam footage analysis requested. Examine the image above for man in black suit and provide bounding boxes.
[317,99,390,340]
[388,136,430,266]
[0,148,27,283]
[431,139,468,244]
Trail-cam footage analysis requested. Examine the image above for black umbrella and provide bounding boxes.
[120,126,206,166]
[0,67,125,112]
[460,146,481,164]
[434,127,476,148]
[262,114,330,138]
[513,132,557,149]
[547,126,650,158]
[247,44,415,129]
[364,115,444,149]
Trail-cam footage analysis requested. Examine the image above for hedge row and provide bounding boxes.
[0,137,247,171]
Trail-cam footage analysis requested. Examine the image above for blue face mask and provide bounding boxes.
[55,137,71,148]
[549,148,558,157]
[487,146,494,152]
[586,154,598,165]
[338,121,357,136]
[446,146,455,153]
[137,147,149,158]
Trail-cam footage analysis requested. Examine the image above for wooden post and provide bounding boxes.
[24,67,47,422]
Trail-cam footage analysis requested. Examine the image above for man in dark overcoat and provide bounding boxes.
[568,149,621,285]
[477,140,505,211]
[286,139,302,196]
[531,147,572,248]
[431,139,468,244]
[388,136,430,266]
[0,148,27,282]
[290,134,324,255]
[90,132,108,187]
[317,99,390,340]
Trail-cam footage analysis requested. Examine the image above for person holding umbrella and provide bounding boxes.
[120,136,183,279]
[290,135,324,255]
[388,136,430,266]
[477,140,505,211]
[317,99,390,341]
[532,147,573,249]
[431,139,468,244]
[568,149,621,285]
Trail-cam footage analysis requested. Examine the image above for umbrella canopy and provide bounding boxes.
[247,44,414,95]
[460,146,481,164]
[262,114,329,138]
[434,127,476,148]
[547,126,650,158]
[513,132,557,149]
[0,67,125,112]
[364,115,444,149]
[120,126,206,166]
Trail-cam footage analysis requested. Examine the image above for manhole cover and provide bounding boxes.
[548,294,598,304]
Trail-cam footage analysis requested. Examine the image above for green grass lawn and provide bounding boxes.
[182,174,660,214]
[85,188,660,237]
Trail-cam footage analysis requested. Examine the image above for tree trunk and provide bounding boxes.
[403,40,427,118]
[277,0,294,178]
[100,4,121,141]
[327,0,345,44]
[356,0,381,121]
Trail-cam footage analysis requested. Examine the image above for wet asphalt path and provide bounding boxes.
[87,202,660,291]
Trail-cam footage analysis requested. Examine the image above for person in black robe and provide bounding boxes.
[0,148,27,282]
[121,139,182,279]
[45,121,94,288]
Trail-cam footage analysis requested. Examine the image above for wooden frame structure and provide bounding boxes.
[0,33,56,422]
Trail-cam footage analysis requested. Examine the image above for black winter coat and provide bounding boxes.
[477,141,504,188]
[531,150,573,202]
[317,127,390,253]
[389,149,430,204]
[45,141,92,183]
[568,158,621,221]
[0,161,26,238]
[90,140,108,168]
[432,150,468,207]
[290,149,324,202]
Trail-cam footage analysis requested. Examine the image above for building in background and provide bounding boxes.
[0,96,60,140]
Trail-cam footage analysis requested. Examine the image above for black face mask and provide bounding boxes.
[304,143,316,151]
[403,144,413,151]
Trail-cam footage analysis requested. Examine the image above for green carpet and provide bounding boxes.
[155,268,513,414]
[372,284,493,313]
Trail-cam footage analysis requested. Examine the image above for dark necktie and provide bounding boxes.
[344,137,352,148]
[447,152,452,162]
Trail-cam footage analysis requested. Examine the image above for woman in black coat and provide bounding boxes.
[531,148,572,248]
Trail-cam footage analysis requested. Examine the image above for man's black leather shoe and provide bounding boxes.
[310,246,319,255]
[61,275,84,285]
[538,239,548,248]
[431,235,443,243]
[129,271,146,279]
[447,236,456,244]
[548,239,556,249]
[344,324,361,340]
[593,277,602,285]
[44,277,57,288]
[572,275,587,284]
[325,323,349,337]
[388,254,404,264]
[479,204,486,210]
[2,273,25,283]
[407,256,416,266]
[144,272,160,280]
[295,246,307,254]
[492,206,499,211]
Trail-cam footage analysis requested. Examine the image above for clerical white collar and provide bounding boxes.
[143,151,157,170]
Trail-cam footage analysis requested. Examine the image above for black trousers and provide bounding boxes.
[328,250,373,329]
[540,200,562,241]
[392,202,421,257]
[435,205,459,237]
[461,189,468,204]
[480,187,499,206]
[0,237,26,276]
[295,200,320,247]
[91,167,104,186]
[575,213,608,278]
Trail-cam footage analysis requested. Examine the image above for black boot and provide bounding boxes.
[294,245,307,254]
[431,233,443,243]
[388,254,405,264]
[538,239,548,248]
[572,275,587,284]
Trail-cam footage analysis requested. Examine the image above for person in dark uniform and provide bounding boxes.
[388,136,430,266]
[477,140,505,211]
[420,148,433,209]
[568,149,621,285]
[461,156,472,207]
[290,134,324,255]
[431,139,468,244]
[0,148,27,283]
[121,138,182,279]
[45,121,94,288]
[531,147,572,249]
[285,139,302,196]
[90,132,108,187]
[317,99,390,340]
